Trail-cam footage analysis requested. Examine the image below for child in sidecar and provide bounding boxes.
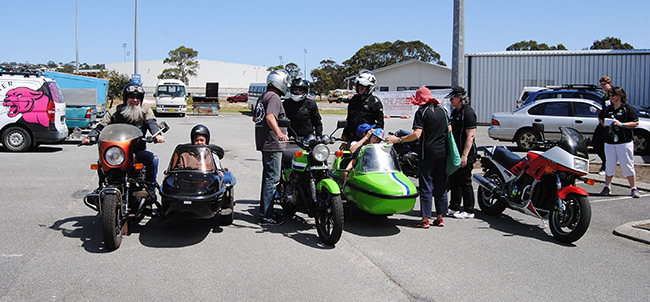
[160,125,236,225]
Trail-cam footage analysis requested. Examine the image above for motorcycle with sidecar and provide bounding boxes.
[160,143,236,226]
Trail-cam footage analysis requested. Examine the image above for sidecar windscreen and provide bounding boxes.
[359,144,400,173]
[169,145,216,172]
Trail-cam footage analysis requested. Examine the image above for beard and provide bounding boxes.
[121,104,145,123]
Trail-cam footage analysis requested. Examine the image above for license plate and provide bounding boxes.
[169,109,175,112]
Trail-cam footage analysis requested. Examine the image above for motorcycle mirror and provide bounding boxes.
[277,119,291,128]
[336,120,347,129]
[159,121,170,133]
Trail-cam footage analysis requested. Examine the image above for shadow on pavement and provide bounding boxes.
[473,211,573,246]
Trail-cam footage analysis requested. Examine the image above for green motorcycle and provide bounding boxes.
[275,120,346,246]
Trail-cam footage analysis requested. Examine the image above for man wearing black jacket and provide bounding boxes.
[342,70,384,146]
[283,78,323,138]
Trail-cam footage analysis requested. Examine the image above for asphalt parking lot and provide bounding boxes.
[1,113,649,301]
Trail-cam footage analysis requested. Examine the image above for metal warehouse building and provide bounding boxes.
[465,49,650,124]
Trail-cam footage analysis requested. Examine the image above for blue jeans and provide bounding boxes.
[418,157,448,218]
[260,151,282,218]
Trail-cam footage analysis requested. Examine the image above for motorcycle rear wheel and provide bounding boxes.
[101,194,124,251]
[549,193,591,243]
[315,190,344,246]
[477,169,507,216]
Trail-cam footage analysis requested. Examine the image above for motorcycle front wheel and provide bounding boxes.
[549,193,591,243]
[101,194,124,251]
[315,190,344,246]
[477,169,507,216]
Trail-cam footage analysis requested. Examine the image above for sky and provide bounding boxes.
[4,0,650,77]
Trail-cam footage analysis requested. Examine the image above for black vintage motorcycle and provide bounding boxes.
[390,129,420,178]
[83,122,169,250]
[275,120,346,246]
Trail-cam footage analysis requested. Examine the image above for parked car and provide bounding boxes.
[227,93,248,103]
[1,69,68,151]
[516,84,604,109]
[489,98,650,155]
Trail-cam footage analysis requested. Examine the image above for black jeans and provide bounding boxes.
[592,124,606,170]
[448,163,475,214]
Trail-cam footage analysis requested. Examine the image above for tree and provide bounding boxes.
[343,40,446,76]
[506,40,567,51]
[159,46,199,84]
[266,65,284,71]
[284,62,302,79]
[98,70,131,106]
[310,59,346,95]
[590,37,634,49]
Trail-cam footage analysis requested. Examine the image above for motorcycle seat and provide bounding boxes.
[493,146,522,170]
[282,145,302,168]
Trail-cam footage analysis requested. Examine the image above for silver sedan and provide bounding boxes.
[488,98,650,154]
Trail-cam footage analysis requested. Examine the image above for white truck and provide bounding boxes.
[154,79,187,116]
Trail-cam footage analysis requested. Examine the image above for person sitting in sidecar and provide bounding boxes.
[344,123,385,179]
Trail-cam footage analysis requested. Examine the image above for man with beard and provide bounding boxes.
[82,82,165,194]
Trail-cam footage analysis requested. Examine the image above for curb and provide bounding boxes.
[613,220,650,245]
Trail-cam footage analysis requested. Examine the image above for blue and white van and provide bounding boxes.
[0,69,68,151]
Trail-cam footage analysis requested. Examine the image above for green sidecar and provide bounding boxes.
[332,144,418,215]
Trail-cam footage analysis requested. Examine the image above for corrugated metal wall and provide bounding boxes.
[465,50,650,124]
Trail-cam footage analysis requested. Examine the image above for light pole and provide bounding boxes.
[304,49,307,79]
[75,0,79,73]
[123,43,127,62]
[134,0,138,74]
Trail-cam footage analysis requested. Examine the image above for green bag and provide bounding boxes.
[445,112,461,175]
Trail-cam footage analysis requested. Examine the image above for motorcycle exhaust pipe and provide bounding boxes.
[472,174,499,193]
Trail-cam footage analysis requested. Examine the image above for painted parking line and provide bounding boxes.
[471,189,649,203]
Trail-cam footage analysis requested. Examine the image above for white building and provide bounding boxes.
[369,59,452,91]
[105,59,269,97]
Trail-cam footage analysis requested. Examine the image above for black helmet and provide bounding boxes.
[290,78,310,102]
[122,82,145,103]
[190,124,210,144]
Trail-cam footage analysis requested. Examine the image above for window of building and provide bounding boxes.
[379,86,389,91]
[397,87,408,91]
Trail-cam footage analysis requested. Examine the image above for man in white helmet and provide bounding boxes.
[342,69,384,148]
[253,69,290,225]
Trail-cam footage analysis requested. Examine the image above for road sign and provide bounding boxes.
[131,74,141,84]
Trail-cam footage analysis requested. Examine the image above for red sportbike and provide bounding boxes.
[473,124,593,243]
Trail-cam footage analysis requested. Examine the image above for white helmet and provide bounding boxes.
[267,69,290,95]
[354,69,376,95]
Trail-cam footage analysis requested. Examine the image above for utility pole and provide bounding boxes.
[123,43,127,62]
[75,0,79,73]
[134,0,138,74]
[452,0,465,88]
[304,49,307,80]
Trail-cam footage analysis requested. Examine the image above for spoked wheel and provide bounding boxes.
[2,126,32,152]
[220,187,235,226]
[315,190,344,246]
[477,169,507,216]
[278,182,297,217]
[549,193,591,243]
[101,194,125,251]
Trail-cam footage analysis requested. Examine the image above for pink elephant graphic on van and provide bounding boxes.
[3,87,53,127]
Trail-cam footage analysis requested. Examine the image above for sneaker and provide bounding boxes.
[453,211,475,219]
[631,188,641,198]
[432,218,444,227]
[259,217,284,225]
[412,220,430,229]
[598,170,606,176]
[600,186,610,196]
[446,209,458,217]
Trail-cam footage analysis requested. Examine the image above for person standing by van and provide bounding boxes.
[342,70,384,148]
[283,78,323,138]
[592,76,612,175]
[254,69,290,225]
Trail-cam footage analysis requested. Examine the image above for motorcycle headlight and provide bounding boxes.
[312,144,330,162]
[105,146,125,166]
[573,157,588,173]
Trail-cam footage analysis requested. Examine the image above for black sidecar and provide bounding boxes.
[160,144,236,225]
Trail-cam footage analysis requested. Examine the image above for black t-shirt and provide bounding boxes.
[413,103,448,160]
[283,98,323,138]
[598,103,638,144]
[450,105,478,162]
[343,94,384,141]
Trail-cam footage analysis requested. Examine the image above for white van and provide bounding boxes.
[247,82,267,110]
[0,69,68,151]
[154,79,187,116]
